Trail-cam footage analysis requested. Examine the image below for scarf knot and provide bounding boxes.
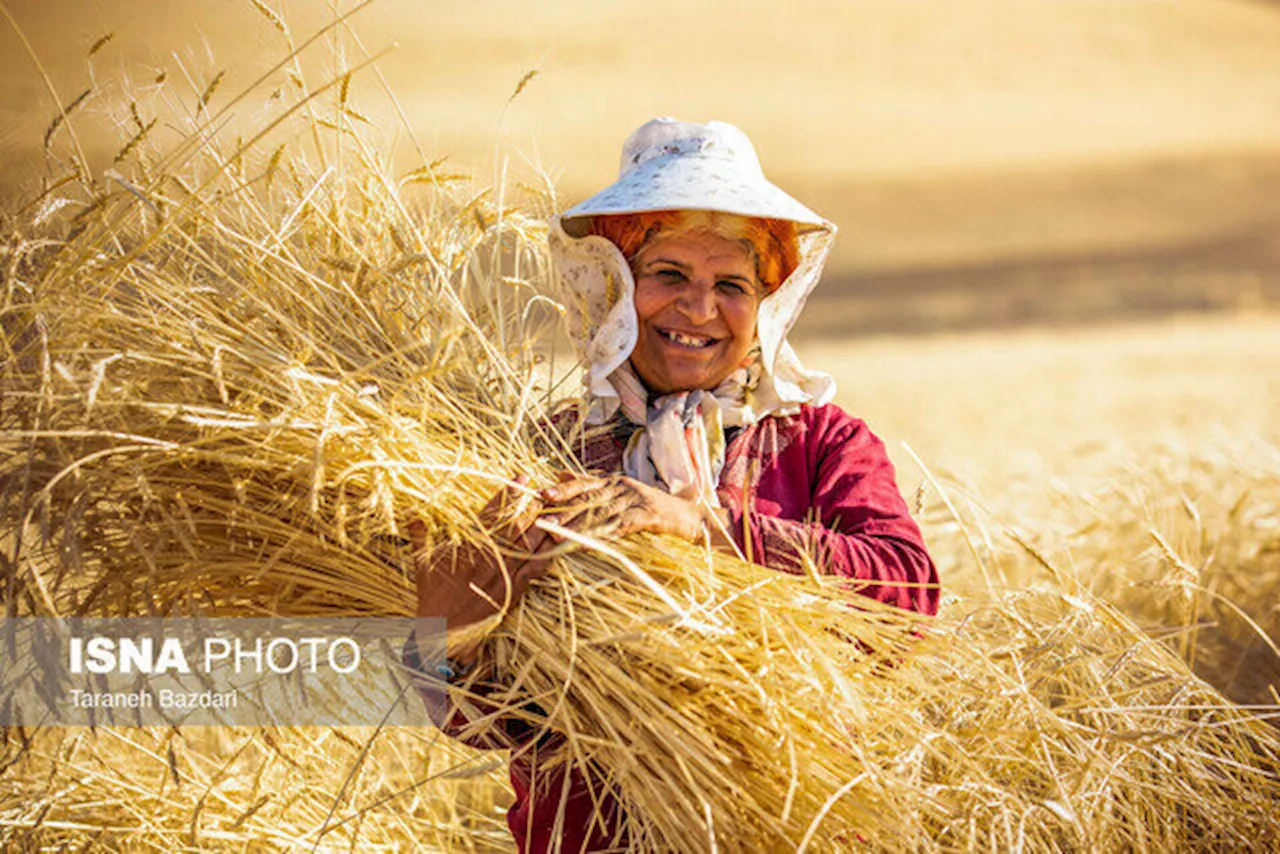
[610,358,760,506]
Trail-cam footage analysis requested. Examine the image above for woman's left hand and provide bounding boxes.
[540,472,707,543]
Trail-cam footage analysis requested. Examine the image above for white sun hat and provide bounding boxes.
[559,117,830,236]
[549,117,838,425]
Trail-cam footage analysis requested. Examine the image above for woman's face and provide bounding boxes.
[629,230,761,395]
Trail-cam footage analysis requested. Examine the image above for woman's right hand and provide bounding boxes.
[408,475,554,662]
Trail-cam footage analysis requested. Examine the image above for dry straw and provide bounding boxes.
[2,10,1279,851]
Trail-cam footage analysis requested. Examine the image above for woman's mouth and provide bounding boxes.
[658,328,719,350]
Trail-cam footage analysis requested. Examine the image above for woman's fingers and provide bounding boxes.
[509,522,552,562]
[480,473,537,520]
[478,484,519,526]
[554,476,629,510]
[413,473,561,627]
[497,496,548,560]
[608,507,652,538]
[550,487,638,534]
[540,473,653,536]
[541,473,607,504]
[514,527,555,574]
[511,554,552,602]
[477,476,546,557]
[500,528,555,608]
[498,521,555,583]
[406,518,427,551]
[551,480,702,541]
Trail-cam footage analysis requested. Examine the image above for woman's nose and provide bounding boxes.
[676,282,717,324]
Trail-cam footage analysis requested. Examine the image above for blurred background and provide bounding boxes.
[3,0,1278,714]
[4,0,1280,336]
[4,10,1279,842]
[3,0,1278,497]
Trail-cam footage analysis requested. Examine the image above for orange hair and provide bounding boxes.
[584,210,800,294]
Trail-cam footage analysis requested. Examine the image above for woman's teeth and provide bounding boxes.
[660,329,715,348]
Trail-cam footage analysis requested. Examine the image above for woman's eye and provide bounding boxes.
[655,269,685,282]
[717,280,747,295]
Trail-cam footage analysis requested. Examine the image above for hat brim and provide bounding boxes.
[559,152,833,237]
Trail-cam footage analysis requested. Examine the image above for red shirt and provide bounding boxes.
[419,403,938,851]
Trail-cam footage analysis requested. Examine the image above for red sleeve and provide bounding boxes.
[727,408,939,616]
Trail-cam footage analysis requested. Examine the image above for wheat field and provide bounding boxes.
[806,315,1280,709]
[2,2,1279,850]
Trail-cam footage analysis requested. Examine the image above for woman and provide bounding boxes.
[409,118,939,853]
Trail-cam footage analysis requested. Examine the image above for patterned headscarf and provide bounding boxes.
[548,118,838,506]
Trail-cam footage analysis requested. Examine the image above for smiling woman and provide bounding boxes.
[632,227,760,393]
[409,118,940,852]
[590,209,798,395]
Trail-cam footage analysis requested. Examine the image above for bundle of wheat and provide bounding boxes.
[2,13,1279,851]
[0,725,512,850]
[0,133,939,846]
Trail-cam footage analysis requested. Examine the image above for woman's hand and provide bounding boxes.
[540,472,726,544]
[409,475,554,663]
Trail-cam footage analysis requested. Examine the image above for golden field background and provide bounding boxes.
[3,0,1277,734]
[2,1,1279,848]
[5,0,1280,330]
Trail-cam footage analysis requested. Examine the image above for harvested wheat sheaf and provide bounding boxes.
[2,16,1279,852]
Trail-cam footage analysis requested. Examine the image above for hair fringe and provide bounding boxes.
[585,210,800,293]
